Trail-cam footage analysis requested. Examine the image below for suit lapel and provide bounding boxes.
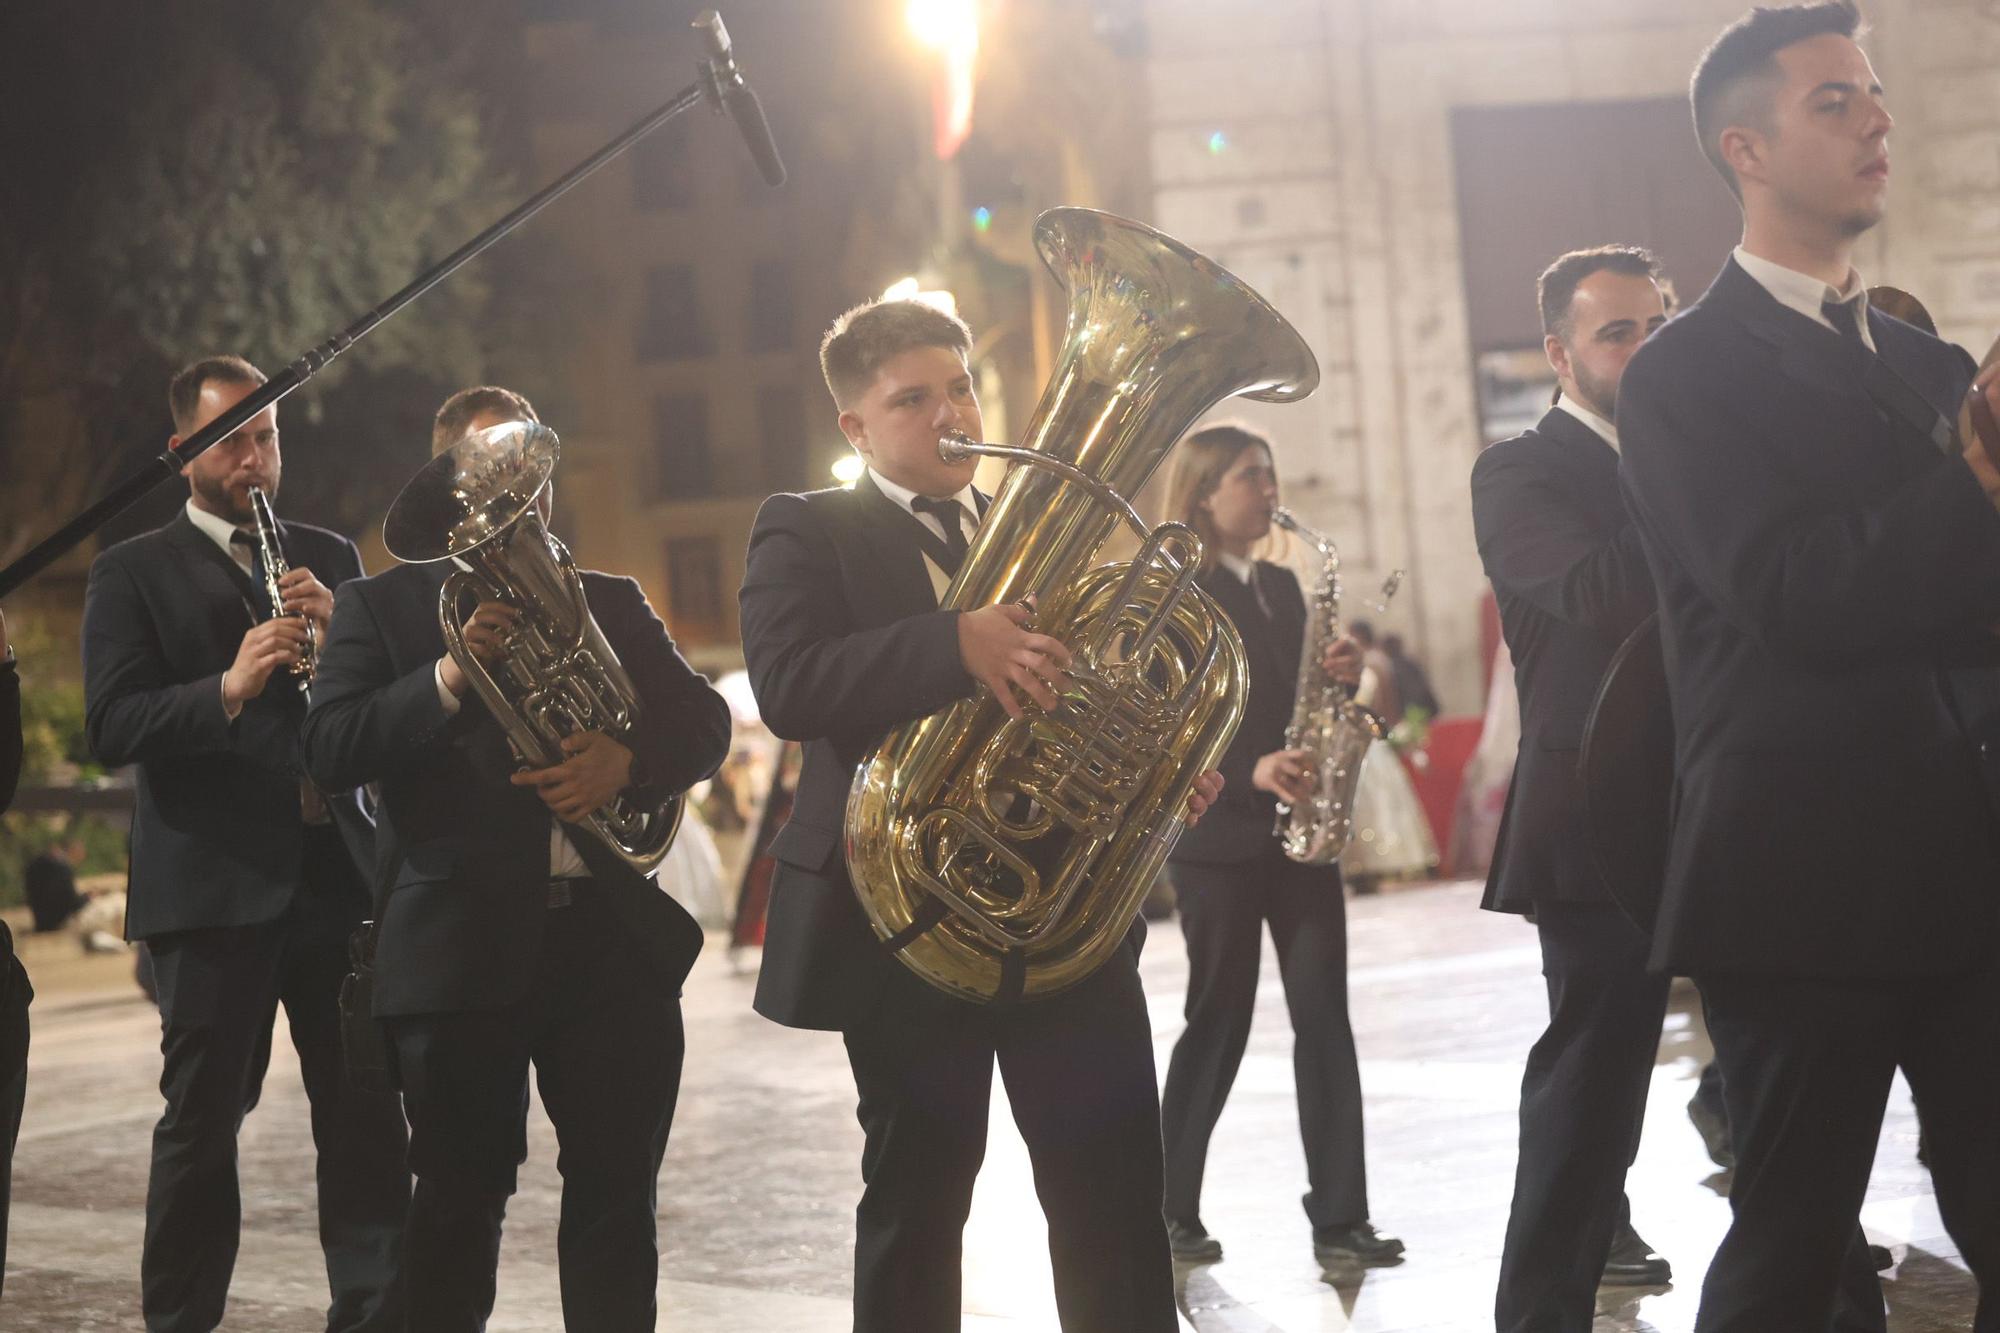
[165,513,262,633]
[851,472,950,612]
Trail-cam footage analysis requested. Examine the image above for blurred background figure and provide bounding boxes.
[1381,633,1441,720]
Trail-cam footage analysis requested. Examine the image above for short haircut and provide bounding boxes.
[1691,2,1865,200]
[819,298,973,409]
[168,355,266,433]
[1537,245,1662,341]
[432,385,539,455]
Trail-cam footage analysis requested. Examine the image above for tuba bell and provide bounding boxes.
[845,207,1320,1005]
[382,421,683,873]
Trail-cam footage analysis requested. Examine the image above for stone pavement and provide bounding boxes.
[1,880,1972,1330]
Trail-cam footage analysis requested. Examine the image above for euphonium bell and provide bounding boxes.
[845,207,1320,1004]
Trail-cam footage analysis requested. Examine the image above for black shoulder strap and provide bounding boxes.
[1862,356,1958,456]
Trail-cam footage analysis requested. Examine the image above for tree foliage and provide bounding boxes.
[0,0,524,563]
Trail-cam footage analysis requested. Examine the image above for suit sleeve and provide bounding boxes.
[597,576,731,801]
[1471,445,1653,637]
[738,493,974,741]
[1618,340,2000,666]
[0,660,21,815]
[301,580,458,792]
[83,551,237,768]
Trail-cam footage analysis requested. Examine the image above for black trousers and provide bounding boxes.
[142,830,410,1333]
[386,887,684,1333]
[842,935,1175,1333]
[1494,901,1668,1332]
[1695,959,2000,1333]
[1160,848,1367,1230]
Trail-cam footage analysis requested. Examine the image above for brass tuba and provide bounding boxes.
[845,207,1320,1004]
[382,421,683,873]
[1269,509,1401,864]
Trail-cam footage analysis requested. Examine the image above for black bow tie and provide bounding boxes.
[910,495,972,573]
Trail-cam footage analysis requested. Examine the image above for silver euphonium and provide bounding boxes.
[382,421,682,873]
[246,484,317,691]
[1270,508,1402,865]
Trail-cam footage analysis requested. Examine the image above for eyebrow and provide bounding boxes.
[1593,319,1639,338]
[1807,79,1884,98]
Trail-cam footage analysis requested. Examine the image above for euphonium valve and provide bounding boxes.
[845,207,1321,1005]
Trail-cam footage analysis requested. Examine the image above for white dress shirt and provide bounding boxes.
[1553,395,1620,452]
[1733,246,1875,353]
[187,501,258,719]
[868,467,980,599]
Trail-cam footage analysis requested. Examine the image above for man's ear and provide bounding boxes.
[1544,333,1571,383]
[1719,125,1764,192]
[838,409,870,456]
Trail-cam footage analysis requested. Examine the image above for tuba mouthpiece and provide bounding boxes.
[938,430,977,463]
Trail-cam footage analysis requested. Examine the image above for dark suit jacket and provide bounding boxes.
[1473,408,1656,913]
[1619,258,2000,979]
[738,473,986,1031]
[302,560,727,1017]
[1170,561,1305,866]
[83,510,364,939]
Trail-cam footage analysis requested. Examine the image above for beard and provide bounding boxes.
[1569,361,1620,421]
[190,471,257,524]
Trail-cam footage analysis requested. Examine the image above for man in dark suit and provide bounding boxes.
[1619,5,2000,1328]
[1473,246,1673,1327]
[739,298,1221,1332]
[303,386,730,1332]
[81,355,409,1333]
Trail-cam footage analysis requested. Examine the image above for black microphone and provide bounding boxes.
[693,10,787,188]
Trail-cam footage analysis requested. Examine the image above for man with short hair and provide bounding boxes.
[304,385,730,1330]
[82,355,409,1332]
[738,298,1222,1331]
[1473,245,1675,1328]
[1620,4,2000,1327]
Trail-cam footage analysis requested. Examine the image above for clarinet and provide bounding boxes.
[246,485,317,693]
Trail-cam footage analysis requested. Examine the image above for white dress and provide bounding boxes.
[1340,668,1440,879]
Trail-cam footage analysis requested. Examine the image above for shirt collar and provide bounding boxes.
[867,467,978,524]
[184,498,250,557]
[1732,246,1874,352]
[1216,551,1256,584]
[1553,395,1619,452]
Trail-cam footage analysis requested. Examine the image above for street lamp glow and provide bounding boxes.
[907,0,979,55]
[831,454,866,486]
[883,275,922,301]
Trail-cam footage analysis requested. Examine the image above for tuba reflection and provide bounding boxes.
[845,207,1321,1005]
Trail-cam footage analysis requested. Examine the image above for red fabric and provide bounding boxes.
[1403,716,1482,872]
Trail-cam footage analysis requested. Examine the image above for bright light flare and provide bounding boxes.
[881,276,959,318]
[907,0,979,54]
[831,454,866,487]
[907,0,979,158]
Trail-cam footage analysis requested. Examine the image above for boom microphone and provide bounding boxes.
[694,10,787,188]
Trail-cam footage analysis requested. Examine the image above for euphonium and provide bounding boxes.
[845,207,1320,1004]
[382,421,682,873]
[1269,509,1402,865]
[246,484,317,690]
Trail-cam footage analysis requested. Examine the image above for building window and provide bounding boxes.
[747,261,796,352]
[637,265,712,361]
[665,535,724,636]
[653,393,712,500]
[755,386,806,489]
[632,127,693,210]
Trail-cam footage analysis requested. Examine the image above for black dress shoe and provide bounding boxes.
[1166,1218,1222,1263]
[1312,1221,1405,1266]
[1687,1094,1736,1170]
[1601,1220,1673,1286]
[1869,1243,1894,1271]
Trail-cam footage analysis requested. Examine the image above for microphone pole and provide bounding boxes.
[695,9,788,187]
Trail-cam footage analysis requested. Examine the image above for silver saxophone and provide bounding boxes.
[1270,508,1402,865]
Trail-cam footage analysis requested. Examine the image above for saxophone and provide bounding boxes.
[1270,509,1402,865]
[845,207,1320,1005]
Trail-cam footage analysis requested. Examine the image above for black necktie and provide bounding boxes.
[1822,297,1867,349]
[229,529,274,617]
[911,495,971,574]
